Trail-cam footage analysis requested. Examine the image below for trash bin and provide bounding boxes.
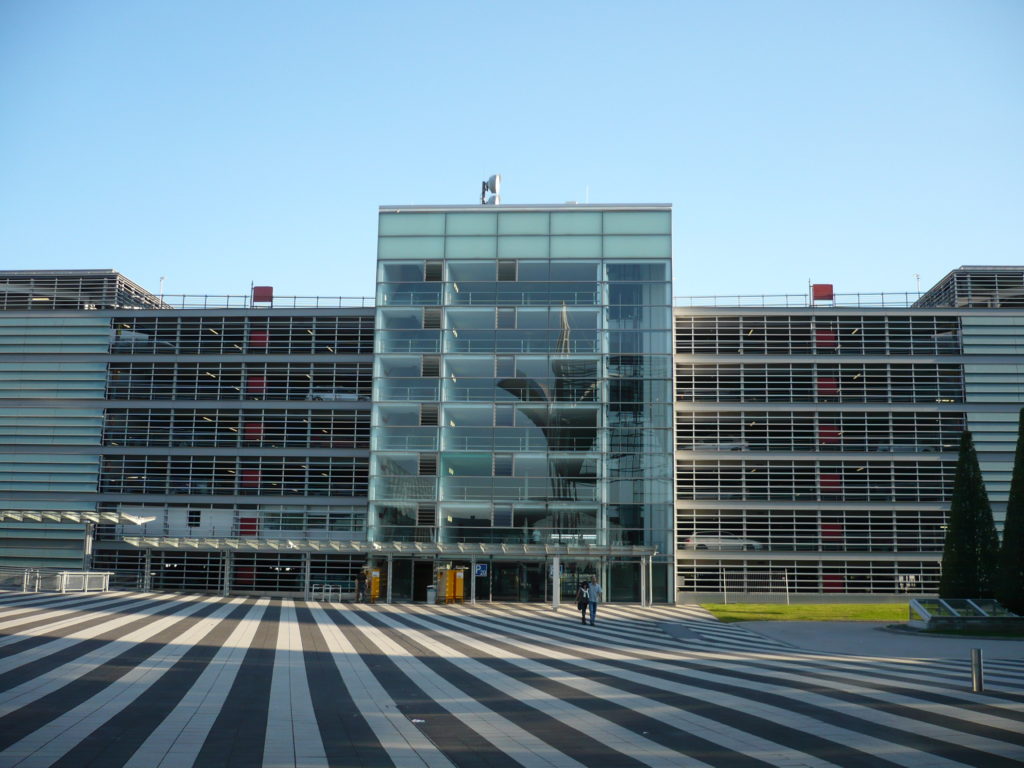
[425,585,436,604]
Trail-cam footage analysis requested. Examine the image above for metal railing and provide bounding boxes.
[0,567,112,593]
[155,295,375,309]
[309,582,355,602]
[674,292,924,309]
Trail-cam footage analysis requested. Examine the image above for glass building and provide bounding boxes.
[369,205,675,602]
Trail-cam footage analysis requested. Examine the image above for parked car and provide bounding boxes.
[306,389,370,401]
[681,532,763,551]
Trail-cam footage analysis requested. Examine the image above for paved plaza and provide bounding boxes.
[0,591,1021,768]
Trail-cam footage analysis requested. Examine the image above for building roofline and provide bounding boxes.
[0,269,125,277]
[379,203,671,213]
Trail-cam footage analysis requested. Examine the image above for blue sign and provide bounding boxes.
[474,563,488,577]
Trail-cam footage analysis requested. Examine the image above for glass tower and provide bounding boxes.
[369,204,674,601]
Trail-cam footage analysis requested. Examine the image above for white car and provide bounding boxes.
[306,389,370,401]
[681,532,763,551]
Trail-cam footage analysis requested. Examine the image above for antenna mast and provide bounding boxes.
[480,174,501,205]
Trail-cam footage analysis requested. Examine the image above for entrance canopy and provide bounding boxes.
[0,510,155,525]
[119,535,656,558]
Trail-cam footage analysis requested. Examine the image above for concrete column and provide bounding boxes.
[648,555,655,606]
[640,556,647,607]
[302,551,311,601]
[82,523,94,570]
[470,557,477,605]
[386,555,393,604]
[551,555,560,611]
[221,551,231,596]
[143,549,152,592]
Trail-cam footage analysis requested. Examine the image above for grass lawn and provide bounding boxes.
[700,603,907,623]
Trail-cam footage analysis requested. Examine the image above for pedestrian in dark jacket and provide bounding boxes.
[356,572,367,602]
[576,581,590,624]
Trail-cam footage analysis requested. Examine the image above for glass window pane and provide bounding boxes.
[446,357,492,377]
[378,212,445,236]
[550,261,598,281]
[603,210,671,234]
[498,212,549,234]
[376,404,425,427]
[550,236,601,259]
[444,405,492,427]
[379,262,424,282]
[447,261,496,281]
[378,237,444,260]
[446,236,497,259]
[446,212,497,235]
[379,309,422,329]
[376,356,421,378]
[447,308,494,330]
[517,261,549,281]
[604,235,671,259]
[606,262,669,281]
[551,211,602,234]
[497,236,549,258]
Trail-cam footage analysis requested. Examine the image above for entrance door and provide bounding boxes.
[491,561,549,602]
[413,561,433,602]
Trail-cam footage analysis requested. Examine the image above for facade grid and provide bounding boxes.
[1,250,1023,603]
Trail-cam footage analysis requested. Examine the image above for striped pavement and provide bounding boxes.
[0,590,1021,768]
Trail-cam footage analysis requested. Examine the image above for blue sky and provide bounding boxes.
[1,1,1021,300]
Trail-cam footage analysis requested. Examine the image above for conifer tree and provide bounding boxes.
[995,408,1024,613]
[939,430,1000,597]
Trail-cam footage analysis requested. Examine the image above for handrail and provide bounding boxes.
[152,295,375,309]
[674,292,924,309]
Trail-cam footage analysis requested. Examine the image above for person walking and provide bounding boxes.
[586,579,602,625]
[576,581,589,624]
[355,571,367,603]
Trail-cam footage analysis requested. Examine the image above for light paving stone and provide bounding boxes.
[124,599,271,768]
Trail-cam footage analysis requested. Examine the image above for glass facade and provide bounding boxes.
[369,205,674,599]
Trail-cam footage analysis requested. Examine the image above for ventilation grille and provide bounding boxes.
[416,504,436,527]
[421,355,440,378]
[420,404,439,426]
[423,308,442,329]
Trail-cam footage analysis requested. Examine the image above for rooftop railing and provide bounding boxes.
[154,295,375,309]
[673,292,924,309]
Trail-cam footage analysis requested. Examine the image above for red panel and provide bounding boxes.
[238,517,259,535]
[817,377,838,395]
[815,329,837,347]
[252,286,274,303]
[818,425,840,444]
[821,523,844,539]
[248,330,269,349]
[243,422,263,441]
[234,565,254,584]
[822,574,844,593]
[246,376,266,395]
[812,283,834,301]
[819,472,842,491]
[241,469,261,488]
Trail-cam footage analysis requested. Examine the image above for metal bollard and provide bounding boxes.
[971,648,984,692]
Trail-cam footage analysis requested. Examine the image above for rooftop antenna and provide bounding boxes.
[480,174,501,205]
[914,273,921,293]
